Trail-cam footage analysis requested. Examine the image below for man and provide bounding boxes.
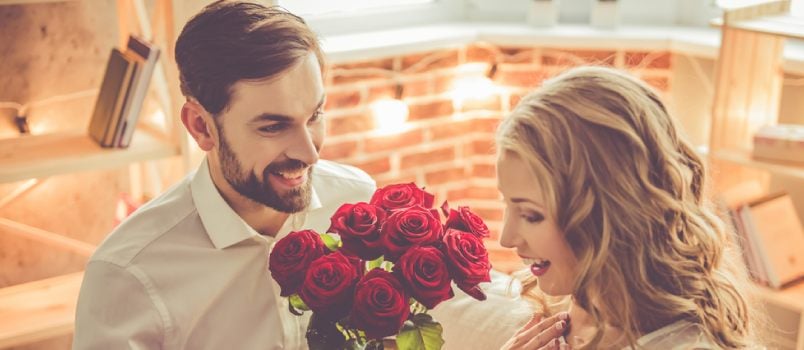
[73,2,375,349]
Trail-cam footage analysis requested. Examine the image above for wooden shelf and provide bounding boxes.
[710,149,804,180]
[712,14,804,40]
[0,128,180,183]
[0,272,83,348]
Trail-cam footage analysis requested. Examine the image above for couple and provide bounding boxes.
[73,1,758,349]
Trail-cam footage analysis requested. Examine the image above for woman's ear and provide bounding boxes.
[181,100,217,152]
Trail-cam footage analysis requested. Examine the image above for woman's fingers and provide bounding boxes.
[505,312,570,349]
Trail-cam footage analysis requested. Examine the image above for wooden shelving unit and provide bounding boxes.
[0,127,179,183]
[710,1,804,349]
[0,0,188,348]
[0,273,83,348]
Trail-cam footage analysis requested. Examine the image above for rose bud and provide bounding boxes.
[442,228,492,301]
[394,246,454,309]
[327,202,387,260]
[370,183,435,212]
[381,205,443,261]
[299,251,363,320]
[351,269,410,340]
[444,206,491,238]
[268,229,328,297]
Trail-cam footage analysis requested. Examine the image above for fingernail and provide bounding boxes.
[555,321,564,331]
[558,312,569,321]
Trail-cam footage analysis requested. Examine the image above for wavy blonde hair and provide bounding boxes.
[496,66,756,349]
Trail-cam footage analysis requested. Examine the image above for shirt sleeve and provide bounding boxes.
[73,260,166,350]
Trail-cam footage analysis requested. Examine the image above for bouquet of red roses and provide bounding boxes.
[268,183,492,350]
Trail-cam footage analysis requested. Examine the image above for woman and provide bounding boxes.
[496,66,758,349]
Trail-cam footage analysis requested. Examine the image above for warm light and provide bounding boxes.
[450,76,501,109]
[370,98,409,134]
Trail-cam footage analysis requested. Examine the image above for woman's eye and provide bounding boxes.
[522,212,545,224]
[309,110,324,124]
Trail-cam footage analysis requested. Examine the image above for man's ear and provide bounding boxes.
[181,100,217,152]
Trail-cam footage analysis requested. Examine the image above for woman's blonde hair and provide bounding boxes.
[496,66,756,349]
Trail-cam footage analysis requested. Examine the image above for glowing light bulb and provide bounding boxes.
[370,98,409,135]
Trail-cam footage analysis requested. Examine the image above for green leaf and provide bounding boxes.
[320,233,342,252]
[289,294,309,314]
[367,256,385,271]
[395,316,444,350]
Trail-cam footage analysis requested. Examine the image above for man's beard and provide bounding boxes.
[218,132,313,213]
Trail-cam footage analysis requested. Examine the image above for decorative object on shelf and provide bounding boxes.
[732,192,804,289]
[87,47,139,147]
[87,34,159,148]
[269,183,492,350]
[526,0,560,27]
[589,0,619,29]
[752,124,804,164]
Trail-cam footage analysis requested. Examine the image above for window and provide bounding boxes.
[280,0,435,17]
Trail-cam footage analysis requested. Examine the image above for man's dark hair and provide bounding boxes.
[175,1,324,116]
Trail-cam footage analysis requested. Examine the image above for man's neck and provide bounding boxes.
[208,163,289,237]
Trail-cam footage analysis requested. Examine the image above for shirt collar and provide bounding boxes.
[190,158,323,249]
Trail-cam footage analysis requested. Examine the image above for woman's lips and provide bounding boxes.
[521,257,551,277]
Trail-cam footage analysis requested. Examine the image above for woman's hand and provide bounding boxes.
[501,312,571,350]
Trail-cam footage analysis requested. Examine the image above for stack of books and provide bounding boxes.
[720,183,804,289]
[88,35,160,148]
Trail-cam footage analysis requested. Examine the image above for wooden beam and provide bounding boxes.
[0,218,96,257]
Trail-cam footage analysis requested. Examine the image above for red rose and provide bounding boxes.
[394,246,454,309]
[381,206,443,261]
[299,251,363,320]
[444,205,491,238]
[327,202,387,260]
[442,228,491,301]
[370,183,435,212]
[268,230,327,297]
[351,269,410,340]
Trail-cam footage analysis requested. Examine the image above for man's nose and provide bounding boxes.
[284,126,319,166]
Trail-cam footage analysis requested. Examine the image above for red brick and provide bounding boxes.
[320,140,359,160]
[447,186,501,201]
[472,117,502,133]
[509,92,526,110]
[352,157,392,176]
[542,49,616,67]
[430,120,472,141]
[376,174,419,188]
[364,129,424,152]
[433,73,457,94]
[325,89,361,110]
[472,163,496,178]
[642,76,670,92]
[472,207,504,221]
[425,167,467,186]
[495,69,548,89]
[327,112,374,136]
[625,51,672,69]
[472,138,496,156]
[401,49,459,71]
[498,47,536,63]
[458,95,502,112]
[408,99,454,121]
[400,147,455,169]
[465,45,496,63]
[330,58,395,85]
[367,78,431,101]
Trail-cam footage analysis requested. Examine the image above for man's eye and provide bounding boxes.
[259,124,286,133]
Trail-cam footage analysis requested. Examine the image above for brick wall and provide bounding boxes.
[322,44,673,272]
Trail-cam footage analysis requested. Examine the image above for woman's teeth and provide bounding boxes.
[522,258,550,267]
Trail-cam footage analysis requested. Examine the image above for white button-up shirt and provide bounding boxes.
[73,159,376,350]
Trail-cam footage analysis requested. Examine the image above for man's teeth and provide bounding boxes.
[277,169,305,179]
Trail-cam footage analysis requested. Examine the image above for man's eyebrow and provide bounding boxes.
[249,94,326,123]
